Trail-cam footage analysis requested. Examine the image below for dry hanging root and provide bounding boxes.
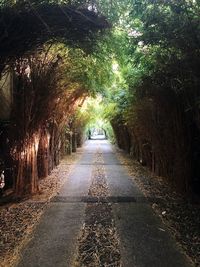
[75,151,121,267]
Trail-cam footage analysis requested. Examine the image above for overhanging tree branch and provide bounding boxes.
[0,2,110,73]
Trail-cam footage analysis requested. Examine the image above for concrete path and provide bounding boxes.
[17,140,193,267]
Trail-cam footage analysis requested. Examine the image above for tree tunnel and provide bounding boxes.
[0,0,200,200]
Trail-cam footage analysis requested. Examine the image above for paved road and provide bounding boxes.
[17,140,193,267]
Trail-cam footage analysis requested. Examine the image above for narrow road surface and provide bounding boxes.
[17,140,192,267]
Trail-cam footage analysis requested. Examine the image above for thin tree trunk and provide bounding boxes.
[72,132,77,152]
[38,128,50,179]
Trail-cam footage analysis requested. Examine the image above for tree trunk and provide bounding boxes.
[15,133,40,197]
[72,132,77,152]
[77,132,83,147]
[66,132,72,155]
[37,129,50,179]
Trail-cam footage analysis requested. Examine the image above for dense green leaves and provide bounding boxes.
[89,0,200,193]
